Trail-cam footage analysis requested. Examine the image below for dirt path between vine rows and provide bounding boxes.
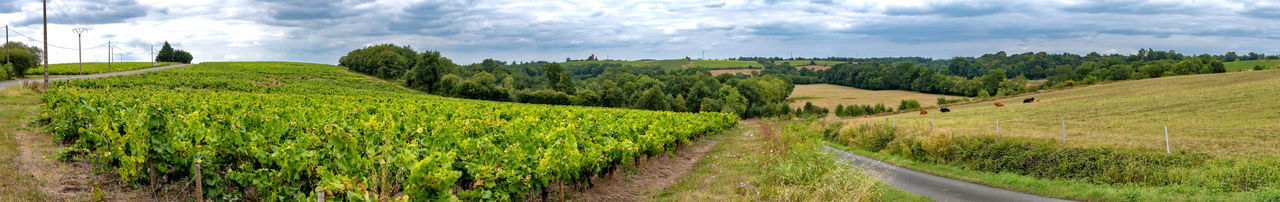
[563,126,729,201]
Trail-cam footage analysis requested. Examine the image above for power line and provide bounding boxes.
[6,27,105,50]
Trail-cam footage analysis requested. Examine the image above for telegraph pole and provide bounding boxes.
[5,25,9,64]
[151,44,156,66]
[107,41,111,72]
[43,0,49,84]
[74,28,86,74]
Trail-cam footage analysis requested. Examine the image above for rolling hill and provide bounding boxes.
[879,69,1280,156]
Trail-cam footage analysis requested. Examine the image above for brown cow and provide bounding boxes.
[920,110,928,115]
[994,102,1005,107]
[863,115,871,118]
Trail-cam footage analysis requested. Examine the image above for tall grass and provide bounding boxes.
[755,120,881,201]
[826,124,1280,196]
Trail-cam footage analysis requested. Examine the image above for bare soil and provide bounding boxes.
[552,136,721,201]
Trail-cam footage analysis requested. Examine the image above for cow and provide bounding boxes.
[920,110,928,115]
[1023,97,1036,103]
[994,102,1005,107]
[940,107,951,113]
[863,115,872,118]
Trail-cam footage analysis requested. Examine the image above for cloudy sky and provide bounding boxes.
[2,0,1279,65]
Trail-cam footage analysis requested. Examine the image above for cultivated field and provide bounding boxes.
[39,62,737,200]
[787,84,962,109]
[708,68,759,76]
[880,69,1280,156]
[796,65,832,71]
[24,62,176,75]
[1224,60,1280,72]
[562,59,759,70]
[774,60,850,66]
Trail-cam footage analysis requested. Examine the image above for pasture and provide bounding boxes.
[1224,60,1280,72]
[879,69,1280,156]
[787,84,962,109]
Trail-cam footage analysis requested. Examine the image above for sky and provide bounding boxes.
[2,0,1279,65]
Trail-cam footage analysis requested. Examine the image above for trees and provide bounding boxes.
[2,42,41,78]
[406,51,455,93]
[156,41,195,63]
[339,44,416,79]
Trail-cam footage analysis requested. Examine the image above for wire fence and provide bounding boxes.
[845,116,1280,155]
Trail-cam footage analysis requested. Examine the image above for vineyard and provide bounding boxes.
[25,62,178,75]
[37,62,737,200]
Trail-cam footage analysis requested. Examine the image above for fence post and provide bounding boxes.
[318,188,325,202]
[194,159,203,202]
[996,119,999,135]
[1164,126,1171,154]
[893,119,896,128]
[1061,120,1066,145]
[931,118,935,131]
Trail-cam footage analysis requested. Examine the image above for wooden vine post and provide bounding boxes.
[194,159,203,202]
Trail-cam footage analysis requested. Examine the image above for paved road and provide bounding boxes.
[824,145,1074,202]
[0,63,192,89]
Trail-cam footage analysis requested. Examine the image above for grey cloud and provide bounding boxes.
[14,0,150,26]
[884,1,1010,17]
[1059,0,1202,15]
[259,0,353,21]
[1240,5,1280,19]
[0,0,25,13]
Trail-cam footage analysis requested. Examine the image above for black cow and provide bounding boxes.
[1023,97,1036,103]
[940,107,951,113]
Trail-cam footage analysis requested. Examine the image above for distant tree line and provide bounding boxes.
[339,44,796,118]
[156,41,193,63]
[757,49,1234,98]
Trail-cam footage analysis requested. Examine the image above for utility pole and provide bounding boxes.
[151,44,156,66]
[5,25,9,64]
[74,28,86,74]
[43,0,49,84]
[107,41,111,72]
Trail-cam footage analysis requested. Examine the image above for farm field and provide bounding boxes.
[1224,60,1280,72]
[787,84,963,109]
[879,69,1280,156]
[562,59,759,70]
[38,62,737,200]
[774,60,850,66]
[707,68,758,76]
[24,62,177,75]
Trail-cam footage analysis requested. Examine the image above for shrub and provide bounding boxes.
[897,99,921,110]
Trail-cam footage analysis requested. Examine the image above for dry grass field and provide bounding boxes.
[787,84,962,109]
[708,69,759,76]
[874,69,1280,156]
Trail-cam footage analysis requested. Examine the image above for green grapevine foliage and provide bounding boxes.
[39,62,736,200]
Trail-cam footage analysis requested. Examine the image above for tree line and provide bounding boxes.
[1,42,43,80]
[339,44,795,118]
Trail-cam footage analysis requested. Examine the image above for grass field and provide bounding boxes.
[0,86,46,200]
[708,69,759,76]
[787,84,963,110]
[1224,60,1280,72]
[878,69,1280,157]
[655,119,926,201]
[23,62,176,75]
[562,59,759,70]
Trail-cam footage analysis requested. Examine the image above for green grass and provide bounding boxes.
[689,60,760,69]
[24,62,177,75]
[654,119,926,201]
[0,86,48,201]
[774,60,849,66]
[1224,60,1280,72]
[821,141,1274,201]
